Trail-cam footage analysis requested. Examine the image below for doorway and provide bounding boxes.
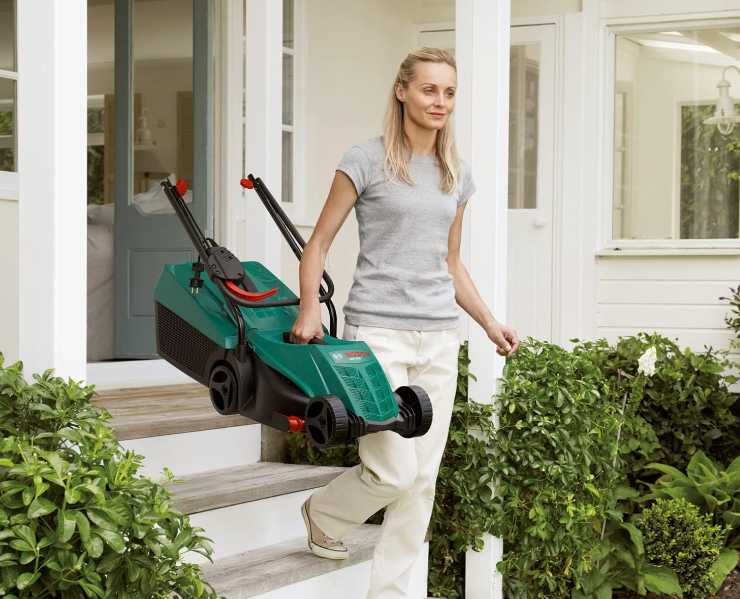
[86,0,214,380]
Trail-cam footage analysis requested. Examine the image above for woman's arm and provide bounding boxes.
[447,202,520,357]
[290,171,358,343]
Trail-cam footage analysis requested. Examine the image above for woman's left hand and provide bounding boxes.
[486,321,520,357]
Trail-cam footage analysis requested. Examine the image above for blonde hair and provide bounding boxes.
[383,47,460,194]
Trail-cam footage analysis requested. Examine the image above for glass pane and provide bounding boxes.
[680,104,740,239]
[613,28,740,240]
[133,0,193,195]
[0,0,16,72]
[87,100,106,204]
[282,54,293,126]
[0,78,15,172]
[282,130,293,203]
[508,43,539,210]
[283,0,294,49]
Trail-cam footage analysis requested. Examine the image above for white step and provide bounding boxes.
[122,424,261,479]
[94,384,261,478]
[167,462,345,562]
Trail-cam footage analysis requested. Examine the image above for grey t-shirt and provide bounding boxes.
[336,136,476,331]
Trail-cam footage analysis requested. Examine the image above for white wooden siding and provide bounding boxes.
[595,256,740,360]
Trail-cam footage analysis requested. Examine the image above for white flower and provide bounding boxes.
[638,346,657,376]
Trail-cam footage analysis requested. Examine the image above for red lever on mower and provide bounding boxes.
[224,280,279,302]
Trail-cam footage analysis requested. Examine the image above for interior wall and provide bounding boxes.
[0,198,18,363]
[88,0,193,194]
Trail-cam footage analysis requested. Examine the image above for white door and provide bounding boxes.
[507,24,556,342]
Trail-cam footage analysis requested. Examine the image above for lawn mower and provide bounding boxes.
[153,175,433,448]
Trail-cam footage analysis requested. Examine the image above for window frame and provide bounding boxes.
[280,0,307,225]
[601,15,740,252]
[0,0,18,198]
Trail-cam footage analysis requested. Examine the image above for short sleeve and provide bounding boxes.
[336,145,373,197]
[457,159,476,206]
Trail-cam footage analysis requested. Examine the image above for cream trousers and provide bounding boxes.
[309,322,460,599]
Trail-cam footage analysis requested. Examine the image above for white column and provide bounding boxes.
[456,1,510,598]
[242,0,282,271]
[17,0,87,381]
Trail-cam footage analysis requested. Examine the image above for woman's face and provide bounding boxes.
[396,61,457,133]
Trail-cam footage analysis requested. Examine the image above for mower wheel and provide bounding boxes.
[305,395,349,448]
[396,385,433,438]
[208,363,239,415]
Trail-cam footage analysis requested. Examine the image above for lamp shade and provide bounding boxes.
[703,78,740,135]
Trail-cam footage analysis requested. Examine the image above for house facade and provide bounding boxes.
[1,0,739,597]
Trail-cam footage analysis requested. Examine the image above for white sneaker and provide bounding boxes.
[301,497,349,560]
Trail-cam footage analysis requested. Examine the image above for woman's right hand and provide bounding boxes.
[290,303,324,344]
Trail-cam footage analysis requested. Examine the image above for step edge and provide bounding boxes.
[112,416,257,441]
[170,463,347,514]
[202,524,380,598]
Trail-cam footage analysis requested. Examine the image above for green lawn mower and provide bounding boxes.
[154,175,433,448]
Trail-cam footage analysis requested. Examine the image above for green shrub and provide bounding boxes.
[490,338,623,598]
[638,497,730,599]
[720,284,740,353]
[583,333,739,485]
[0,355,220,599]
[643,450,740,551]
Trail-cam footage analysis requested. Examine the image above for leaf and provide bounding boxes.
[98,529,125,554]
[27,497,56,519]
[644,462,690,482]
[620,522,644,556]
[643,564,683,596]
[708,548,739,594]
[56,511,76,543]
[12,525,36,551]
[16,571,40,590]
[86,508,117,532]
[73,511,90,543]
[85,534,104,558]
[615,485,640,500]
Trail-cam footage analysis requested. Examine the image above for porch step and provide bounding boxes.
[94,383,261,478]
[168,462,346,514]
[170,462,346,561]
[93,383,254,440]
[201,524,381,598]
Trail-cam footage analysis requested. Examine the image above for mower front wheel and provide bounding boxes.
[305,395,349,449]
[396,385,433,438]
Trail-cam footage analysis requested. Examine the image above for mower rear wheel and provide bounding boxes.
[208,363,239,415]
[396,385,433,438]
[305,395,349,448]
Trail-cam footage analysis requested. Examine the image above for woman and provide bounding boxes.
[292,47,519,598]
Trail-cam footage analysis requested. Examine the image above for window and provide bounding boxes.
[282,0,295,204]
[612,26,740,241]
[508,43,540,210]
[0,0,17,173]
[87,96,105,205]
